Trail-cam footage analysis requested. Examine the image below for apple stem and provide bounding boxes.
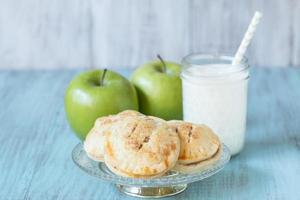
[100,68,107,86]
[157,54,167,73]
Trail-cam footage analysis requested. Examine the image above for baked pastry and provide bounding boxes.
[168,120,221,173]
[83,116,113,162]
[104,115,180,178]
[84,110,143,162]
[84,110,222,177]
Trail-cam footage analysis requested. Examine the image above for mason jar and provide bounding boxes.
[181,54,250,155]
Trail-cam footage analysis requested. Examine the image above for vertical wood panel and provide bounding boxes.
[91,0,190,67]
[0,0,299,69]
[91,0,296,68]
[0,0,91,69]
[247,0,292,67]
[292,0,300,67]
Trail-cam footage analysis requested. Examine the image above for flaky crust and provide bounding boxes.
[172,146,222,173]
[84,116,114,162]
[104,115,180,178]
[115,110,144,118]
[84,110,143,162]
[168,120,220,164]
[84,110,222,177]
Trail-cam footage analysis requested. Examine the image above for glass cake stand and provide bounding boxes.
[72,143,230,198]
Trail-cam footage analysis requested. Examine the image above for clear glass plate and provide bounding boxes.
[72,143,230,187]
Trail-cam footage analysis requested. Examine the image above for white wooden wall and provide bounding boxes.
[0,0,299,69]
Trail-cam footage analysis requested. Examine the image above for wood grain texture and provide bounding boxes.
[0,0,91,69]
[0,0,300,69]
[91,0,296,68]
[0,68,299,200]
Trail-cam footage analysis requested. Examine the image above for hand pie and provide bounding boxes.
[84,110,143,162]
[104,115,180,178]
[168,120,221,173]
[84,110,222,177]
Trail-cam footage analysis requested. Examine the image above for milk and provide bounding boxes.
[181,62,249,155]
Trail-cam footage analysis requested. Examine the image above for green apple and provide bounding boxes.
[65,69,138,140]
[131,55,182,120]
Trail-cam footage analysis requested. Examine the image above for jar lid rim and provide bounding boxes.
[181,53,249,80]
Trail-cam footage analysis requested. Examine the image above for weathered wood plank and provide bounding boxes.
[0,0,299,69]
[0,0,91,69]
[292,0,300,67]
[0,68,299,199]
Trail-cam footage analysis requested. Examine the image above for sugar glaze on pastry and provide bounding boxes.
[168,120,221,173]
[104,114,180,178]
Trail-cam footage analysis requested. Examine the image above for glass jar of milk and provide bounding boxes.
[181,54,249,155]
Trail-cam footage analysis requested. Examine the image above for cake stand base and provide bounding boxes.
[116,184,187,198]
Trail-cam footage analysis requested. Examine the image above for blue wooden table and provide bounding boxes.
[0,68,299,200]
